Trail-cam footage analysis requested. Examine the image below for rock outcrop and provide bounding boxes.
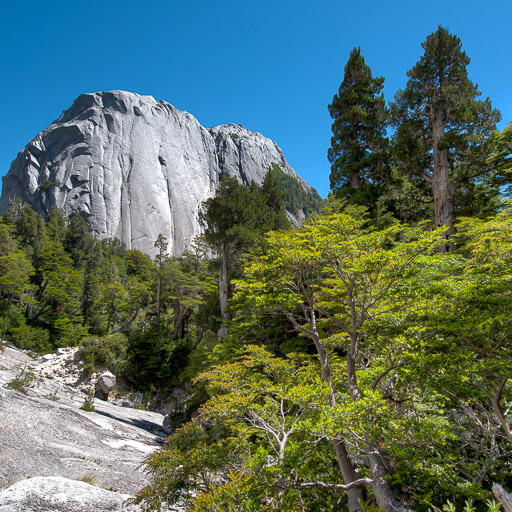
[0,477,141,512]
[0,346,166,495]
[0,90,313,257]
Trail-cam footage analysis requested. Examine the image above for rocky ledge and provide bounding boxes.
[0,345,180,511]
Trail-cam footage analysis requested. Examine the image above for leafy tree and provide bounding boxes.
[15,205,46,266]
[488,121,512,196]
[138,346,355,511]
[32,240,84,328]
[0,224,17,256]
[232,211,451,510]
[0,250,36,308]
[154,233,169,327]
[328,47,390,213]
[392,26,501,252]
[79,333,129,374]
[46,207,68,241]
[201,176,289,339]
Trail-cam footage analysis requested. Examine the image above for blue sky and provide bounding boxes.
[1,0,510,198]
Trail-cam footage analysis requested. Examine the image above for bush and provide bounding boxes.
[9,324,52,353]
[0,304,25,338]
[0,305,52,353]
[80,388,96,412]
[79,333,128,375]
[128,330,192,389]
[7,366,37,393]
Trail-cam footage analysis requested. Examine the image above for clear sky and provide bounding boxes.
[1,0,510,198]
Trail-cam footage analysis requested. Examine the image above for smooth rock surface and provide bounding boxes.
[0,476,140,512]
[0,346,166,494]
[0,90,314,257]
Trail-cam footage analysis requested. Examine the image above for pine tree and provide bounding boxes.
[392,26,501,252]
[328,47,390,211]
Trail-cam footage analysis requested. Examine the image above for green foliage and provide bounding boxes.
[7,366,37,393]
[53,316,88,347]
[488,121,512,196]
[128,329,193,389]
[79,333,129,374]
[391,26,501,237]
[139,203,512,510]
[201,175,289,255]
[8,323,51,352]
[268,163,326,216]
[179,330,218,382]
[328,47,390,213]
[37,180,60,192]
[80,388,96,412]
[137,346,344,511]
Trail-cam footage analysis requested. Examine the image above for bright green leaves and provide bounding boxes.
[138,346,347,511]
[0,249,36,307]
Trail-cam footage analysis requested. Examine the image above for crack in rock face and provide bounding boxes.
[0,90,312,257]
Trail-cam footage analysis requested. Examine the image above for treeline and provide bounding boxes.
[138,204,512,512]
[0,200,210,388]
[135,26,512,512]
[0,171,297,390]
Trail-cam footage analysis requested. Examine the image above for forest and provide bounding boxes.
[1,26,511,512]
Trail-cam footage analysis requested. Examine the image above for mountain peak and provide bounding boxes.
[1,91,312,256]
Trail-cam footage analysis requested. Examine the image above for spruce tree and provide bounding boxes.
[328,47,390,211]
[392,26,501,252]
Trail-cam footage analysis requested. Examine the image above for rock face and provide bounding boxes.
[0,346,166,495]
[0,90,312,257]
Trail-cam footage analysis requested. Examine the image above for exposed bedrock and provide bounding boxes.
[0,90,312,257]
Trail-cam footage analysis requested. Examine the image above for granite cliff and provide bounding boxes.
[0,90,315,256]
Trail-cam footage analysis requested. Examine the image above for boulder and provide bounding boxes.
[97,372,116,394]
[0,476,140,512]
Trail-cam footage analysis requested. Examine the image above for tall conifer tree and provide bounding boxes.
[392,26,501,252]
[328,47,390,211]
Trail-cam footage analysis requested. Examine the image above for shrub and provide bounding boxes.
[80,388,95,412]
[7,366,37,393]
[8,324,51,353]
[79,333,128,375]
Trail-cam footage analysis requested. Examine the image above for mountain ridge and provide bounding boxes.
[0,90,318,257]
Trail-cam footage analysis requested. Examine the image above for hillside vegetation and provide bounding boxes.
[1,25,511,512]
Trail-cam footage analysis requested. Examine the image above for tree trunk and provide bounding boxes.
[347,331,409,511]
[348,331,362,401]
[334,438,365,511]
[173,299,186,340]
[218,241,229,339]
[432,112,456,253]
[311,323,364,511]
[368,450,412,512]
[155,273,161,326]
[493,483,512,512]
[492,395,512,442]
[351,171,360,189]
